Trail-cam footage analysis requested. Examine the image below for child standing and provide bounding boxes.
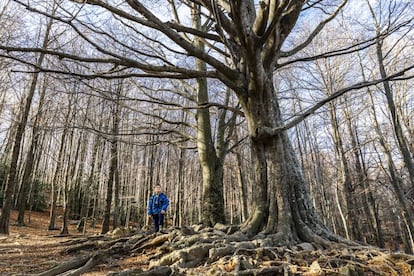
[147,184,169,233]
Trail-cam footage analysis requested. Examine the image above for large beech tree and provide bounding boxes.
[1,0,413,244]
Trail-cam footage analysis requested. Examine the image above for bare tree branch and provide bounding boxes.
[257,64,414,138]
[281,0,348,57]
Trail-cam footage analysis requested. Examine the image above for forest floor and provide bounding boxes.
[0,210,129,275]
[1,210,414,275]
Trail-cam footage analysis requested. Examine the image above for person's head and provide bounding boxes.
[154,184,162,194]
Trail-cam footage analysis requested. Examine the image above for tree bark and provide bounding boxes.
[192,3,226,226]
[239,74,337,246]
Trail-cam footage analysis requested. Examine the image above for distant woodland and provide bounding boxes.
[0,0,413,254]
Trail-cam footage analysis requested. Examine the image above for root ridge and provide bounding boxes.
[36,225,413,275]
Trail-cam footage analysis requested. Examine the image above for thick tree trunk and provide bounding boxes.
[243,131,334,245]
[238,74,343,246]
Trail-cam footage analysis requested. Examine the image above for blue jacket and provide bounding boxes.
[148,193,169,215]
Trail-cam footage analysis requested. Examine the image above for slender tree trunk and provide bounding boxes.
[143,138,156,226]
[0,87,6,122]
[101,143,115,234]
[328,102,360,240]
[48,103,72,231]
[72,131,89,221]
[61,116,85,235]
[91,138,106,228]
[88,104,106,227]
[385,156,414,253]
[377,44,414,185]
[15,79,47,226]
[0,13,53,234]
[101,94,119,234]
[112,88,121,230]
[173,148,184,227]
[356,52,385,248]
[83,134,100,227]
[343,96,379,245]
[235,149,248,223]
[377,44,414,187]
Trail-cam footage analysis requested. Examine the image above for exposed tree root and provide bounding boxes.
[35,224,414,275]
[37,256,91,276]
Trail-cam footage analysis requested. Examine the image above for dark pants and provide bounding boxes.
[152,213,164,233]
